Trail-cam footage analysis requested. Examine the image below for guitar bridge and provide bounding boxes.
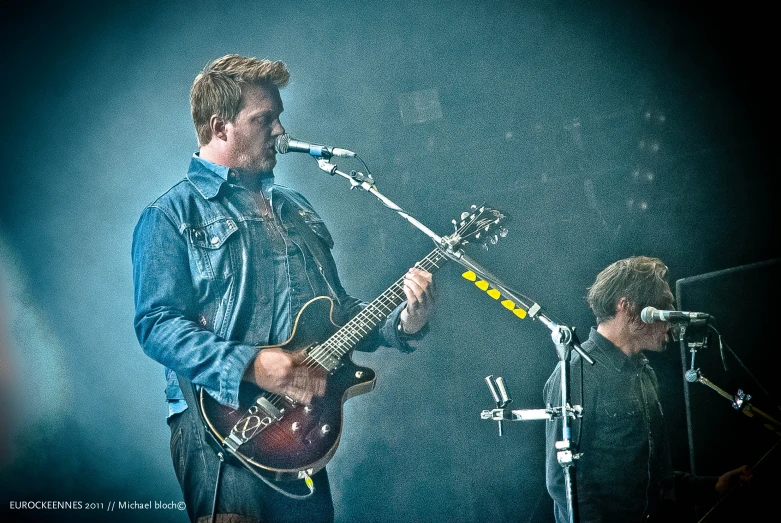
[224,396,283,454]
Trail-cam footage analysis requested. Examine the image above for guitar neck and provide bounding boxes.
[317,248,447,362]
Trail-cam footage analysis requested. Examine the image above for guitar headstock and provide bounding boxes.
[449,204,508,251]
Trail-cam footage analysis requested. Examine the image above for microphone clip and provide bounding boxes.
[348,169,374,188]
[681,322,710,384]
[316,159,375,191]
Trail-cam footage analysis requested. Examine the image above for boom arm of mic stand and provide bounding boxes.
[316,158,593,366]
[690,370,781,436]
[316,159,443,244]
[446,251,595,365]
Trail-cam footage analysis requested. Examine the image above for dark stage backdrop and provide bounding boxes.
[0,1,778,522]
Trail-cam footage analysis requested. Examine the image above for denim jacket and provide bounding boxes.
[132,156,416,416]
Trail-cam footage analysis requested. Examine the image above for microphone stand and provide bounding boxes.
[314,157,595,365]
[686,365,781,522]
[315,159,444,245]
[314,157,595,523]
[480,327,587,523]
[681,321,781,521]
[682,322,781,439]
[685,369,781,436]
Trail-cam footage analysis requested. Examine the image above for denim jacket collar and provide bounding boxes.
[187,154,278,202]
[186,154,232,200]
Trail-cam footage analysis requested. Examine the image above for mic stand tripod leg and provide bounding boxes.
[554,437,578,523]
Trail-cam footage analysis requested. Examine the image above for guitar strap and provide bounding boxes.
[175,373,225,454]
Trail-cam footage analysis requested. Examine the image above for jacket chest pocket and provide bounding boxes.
[188,218,239,281]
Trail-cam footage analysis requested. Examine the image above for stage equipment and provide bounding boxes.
[676,259,781,522]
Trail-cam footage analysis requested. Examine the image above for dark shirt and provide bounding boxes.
[544,328,716,523]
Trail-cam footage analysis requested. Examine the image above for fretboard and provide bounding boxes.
[308,248,447,369]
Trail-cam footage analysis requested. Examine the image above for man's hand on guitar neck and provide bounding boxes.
[399,267,435,335]
[243,348,326,405]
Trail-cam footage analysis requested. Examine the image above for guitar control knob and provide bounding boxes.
[355,371,363,379]
[320,424,330,435]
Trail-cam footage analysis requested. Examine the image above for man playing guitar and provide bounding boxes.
[132,54,434,523]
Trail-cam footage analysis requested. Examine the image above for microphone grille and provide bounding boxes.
[640,306,656,324]
[275,134,290,154]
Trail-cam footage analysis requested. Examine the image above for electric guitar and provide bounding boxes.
[199,205,507,481]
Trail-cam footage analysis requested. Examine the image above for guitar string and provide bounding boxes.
[302,212,493,371]
[304,249,445,368]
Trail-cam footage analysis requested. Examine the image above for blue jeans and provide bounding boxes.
[168,407,334,523]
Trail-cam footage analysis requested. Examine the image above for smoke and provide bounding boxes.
[0,1,777,522]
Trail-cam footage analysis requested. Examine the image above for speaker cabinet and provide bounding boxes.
[675,258,781,521]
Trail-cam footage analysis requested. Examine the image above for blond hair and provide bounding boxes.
[190,54,290,146]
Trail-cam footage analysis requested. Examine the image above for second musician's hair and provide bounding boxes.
[587,256,673,324]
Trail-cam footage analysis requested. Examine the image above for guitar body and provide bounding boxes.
[199,296,376,481]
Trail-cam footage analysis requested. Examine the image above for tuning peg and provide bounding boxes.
[461,212,469,220]
[490,235,499,245]
[499,227,508,238]
[470,204,477,210]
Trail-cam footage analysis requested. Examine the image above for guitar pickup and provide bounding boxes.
[307,348,340,372]
[255,396,283,420]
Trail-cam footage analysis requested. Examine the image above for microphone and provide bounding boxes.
[641,306,712,324]
[275,134,356,159]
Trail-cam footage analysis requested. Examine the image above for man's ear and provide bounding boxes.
[209,115,229,141]
[616,297,630,314]
[617,297,641,326]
